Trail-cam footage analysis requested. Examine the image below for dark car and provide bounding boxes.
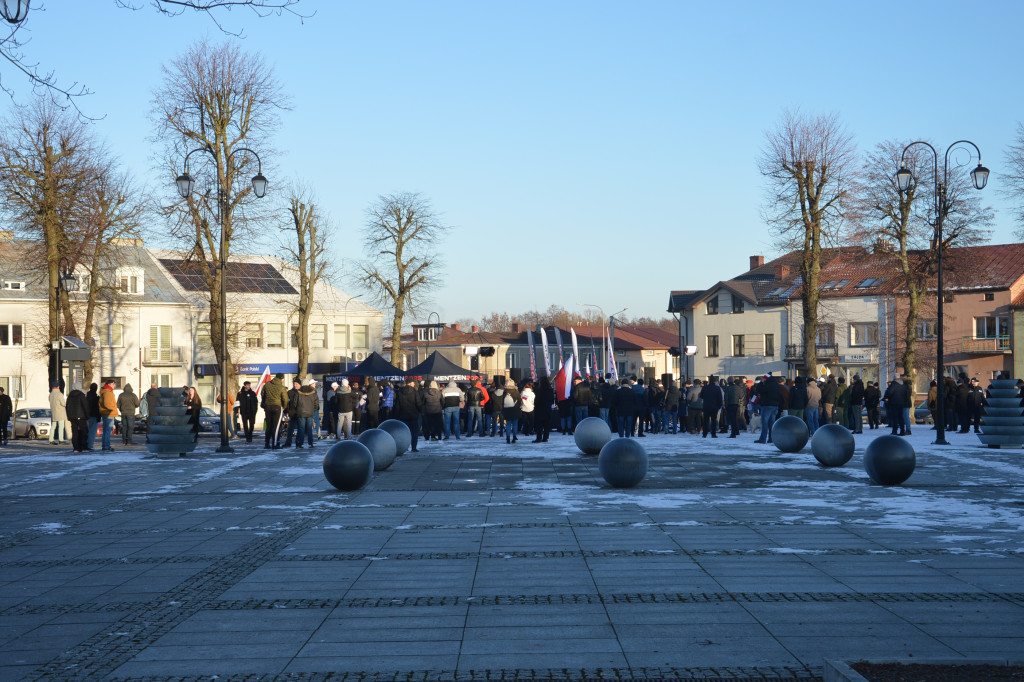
[198,407,222,432]
[914,399,934,425]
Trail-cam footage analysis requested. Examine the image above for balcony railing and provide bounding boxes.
[784,343,839,362]
[961,336,1011,354]
[142,346,185,365]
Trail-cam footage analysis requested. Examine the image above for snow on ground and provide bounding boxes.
[2,427,1022,548]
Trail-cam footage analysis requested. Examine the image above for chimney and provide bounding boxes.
[776,264,790,280]
[511,322,520,333]
[873,237,895,254]
[451,323,460,331]
[749,255,764,270]
[471,325,479,333]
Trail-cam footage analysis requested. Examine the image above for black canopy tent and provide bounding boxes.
[323,351,405,385]
[405,351,483,383]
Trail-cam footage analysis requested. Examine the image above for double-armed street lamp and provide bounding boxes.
[895,140,989,446]
[175,146,268,453]
[1,0,29,24]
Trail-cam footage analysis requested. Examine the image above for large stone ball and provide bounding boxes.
[322,440,374,491]
[811,423,855,467]
[574,417,613,455]
[357,428,398,471]
[377,419,412,456]
[598,438,648,488]
[772,415,809,453]
[863,435,916,485]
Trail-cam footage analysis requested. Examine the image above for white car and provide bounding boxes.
[13,408,51,439]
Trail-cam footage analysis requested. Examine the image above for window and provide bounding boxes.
[150,373,172,388]
[975,316,1009,339]
[506,351,519,368]
[732,294,744,314]
[706,335,719,357]
[916,319,937,340]
[352,324,368,348]
[3,281,25,290]
[416,326,440,341]
[732,334,745,357]
[116,267,144,295]
[850,322,878,346]
[310,324,327,348]
[333,324,349,349]
[196,322,212,349]
[817,324,835,346]
[149,325,172,361]
[764,334,775,357]
[244,324,262,348]
[0,323,24,347]
[100,376,124,390]
[290,324,300,348]
[706,296,719,315]
[0,376,25,400]
[98,323,123,347]
[120,275,141,294]
[820,279,850,291]
[984,292,995,301]
[267,323,284,348]
[855,277,886,289]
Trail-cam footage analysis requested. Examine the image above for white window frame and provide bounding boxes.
[99,323,124,348]
[0,323,25,347]
[850,322,878,347]
[267,323,284,349]
[333,324,349,350]
[974,316,1009,339]
[0,375,25,400]
[2,280,26,291]
[310,323,327,349]
[352,324,368,349]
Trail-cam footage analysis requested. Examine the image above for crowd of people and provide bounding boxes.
[7,369,1005,453]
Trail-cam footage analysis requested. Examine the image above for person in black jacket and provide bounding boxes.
[613,379,636,438]
[533,377,554,443]
[236,381,259,443]
[364,377,381,430]
[956,377,972,433]
[394,379,424,452]
[700,377,724,438]
[864,381,882,429]
[86,383,100,451]
[966,378,986,433]
[848,375,865,434]
[282,379,302,447]
[883,378,907,435]
[65,382,89,453]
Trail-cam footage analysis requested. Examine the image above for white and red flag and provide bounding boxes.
[554,353,577,401]
[255,366,272,394]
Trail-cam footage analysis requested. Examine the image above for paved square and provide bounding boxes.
[1,428,1022,680]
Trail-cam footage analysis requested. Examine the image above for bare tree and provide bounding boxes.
[1,1,307,116]
[152,39,286,384]
[760,109,856,374]
[851,140,993,391]
[281,187,331,379]
[0,99,97,376]
[1002,121,1024,240]
[358,192,449,365]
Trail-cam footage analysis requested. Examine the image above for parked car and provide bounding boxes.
[13,408,51,439]
[914,399,934,425]
[198,407,222,432]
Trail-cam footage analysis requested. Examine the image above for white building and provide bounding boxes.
[0,237,383,417]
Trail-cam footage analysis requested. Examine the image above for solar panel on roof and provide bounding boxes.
[159,259,298,295]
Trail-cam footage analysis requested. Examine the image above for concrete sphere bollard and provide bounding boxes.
[322,440,374,491]
[597,438,648,488]
[863,435,916,485]
[378,419,412,456]
[357,428,398,471]
[771,415,809,453]
[811,423,855,467]
[574,417,613,455]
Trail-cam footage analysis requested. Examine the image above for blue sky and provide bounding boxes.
[9,1,1024,325]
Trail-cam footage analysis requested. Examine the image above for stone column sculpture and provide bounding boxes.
[977,378,1024,449]
[146,387,198,458]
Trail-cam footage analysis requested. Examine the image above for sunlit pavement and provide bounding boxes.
[1,426,1022,680]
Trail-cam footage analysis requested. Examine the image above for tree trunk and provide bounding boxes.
[390,300,404,366]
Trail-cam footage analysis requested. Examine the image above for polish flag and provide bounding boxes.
[554,353,576,401]
[255,366,272,395]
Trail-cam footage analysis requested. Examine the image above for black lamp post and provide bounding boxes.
[176,146,267,453]
[895,140,989,445]
[1,0,29,24]
[53,256,78,392]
